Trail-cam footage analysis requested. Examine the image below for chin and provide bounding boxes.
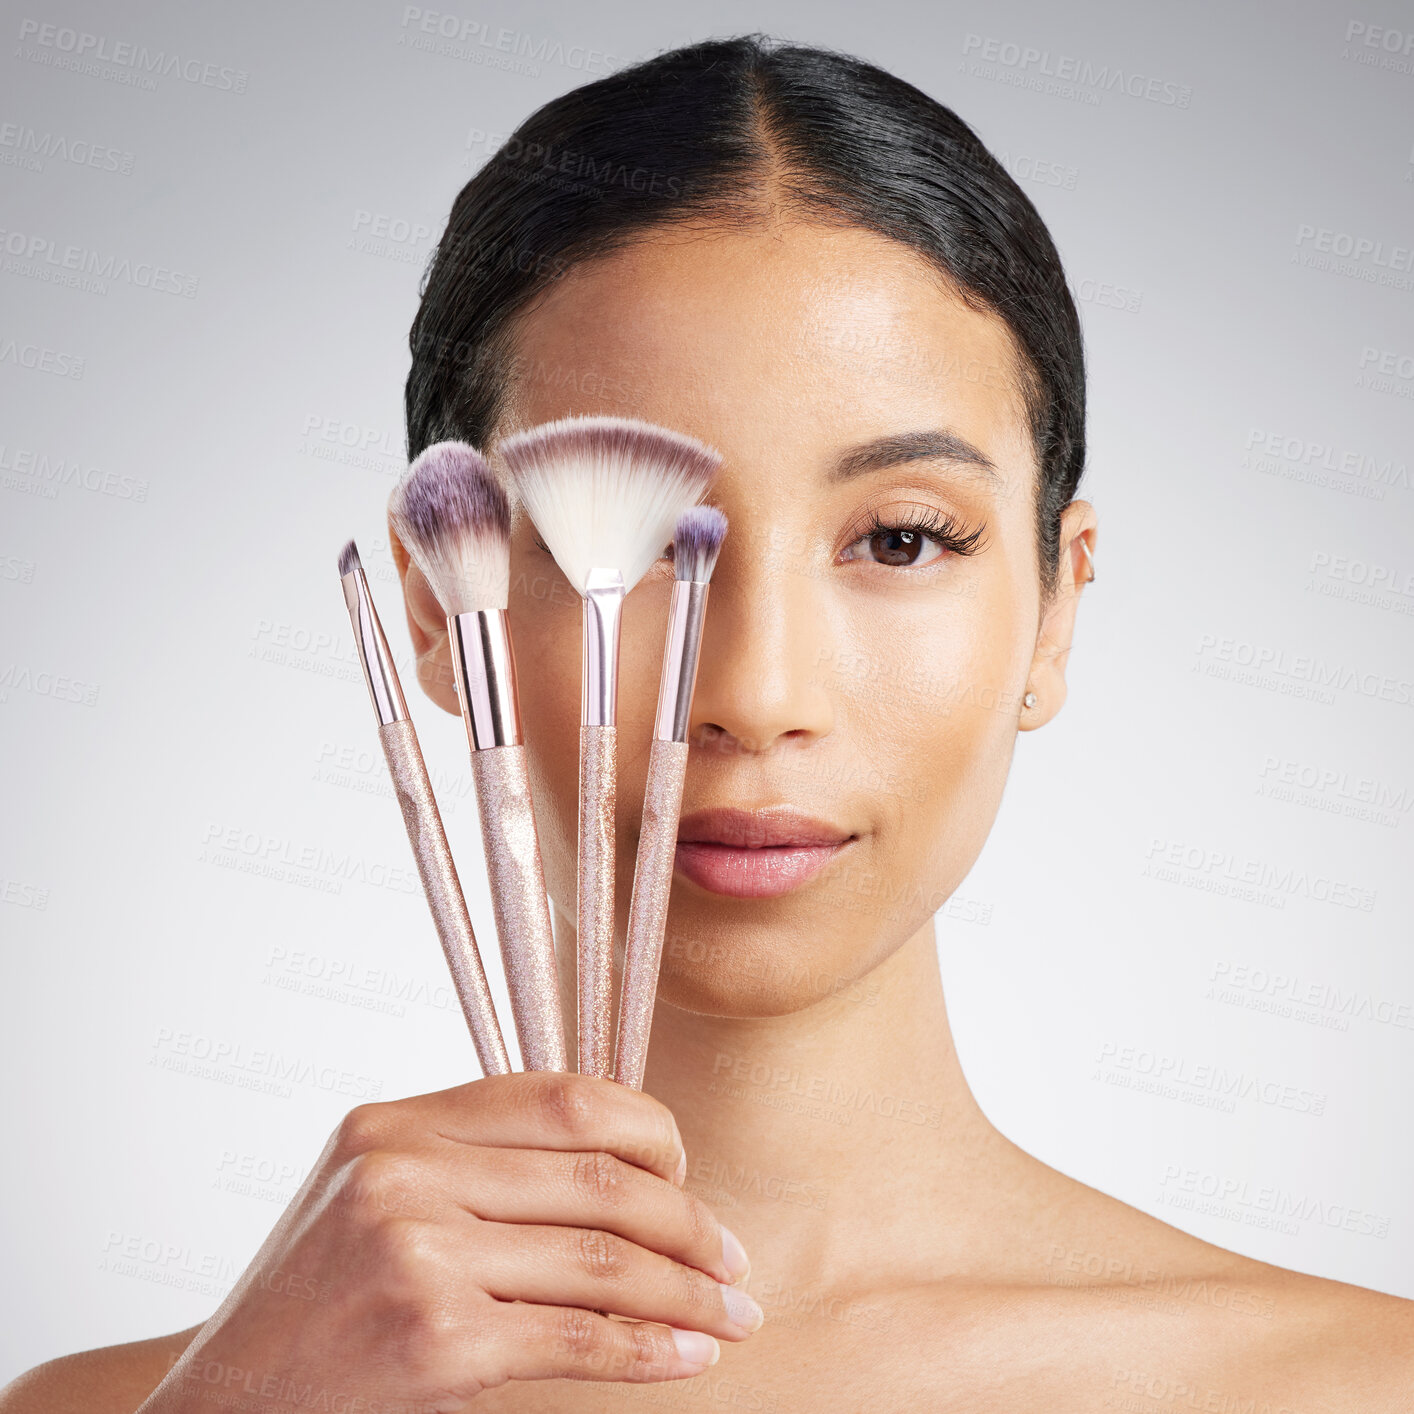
[650,896,895,1019]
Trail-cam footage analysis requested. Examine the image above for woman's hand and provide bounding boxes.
[138,1072,759,1412]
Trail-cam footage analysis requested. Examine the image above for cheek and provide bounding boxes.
[832,570,1010,756]
[503,560,675,916]
[615,576,675,740]
[828,570,1024,887]
[505,558,583,909]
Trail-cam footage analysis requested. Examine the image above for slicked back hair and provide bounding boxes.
[406,34,1086,597]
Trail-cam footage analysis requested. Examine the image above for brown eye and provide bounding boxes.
[869,528,925,567]
[841,523,946,569]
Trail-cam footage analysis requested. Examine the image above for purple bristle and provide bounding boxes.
[396,441,509,545]
[337,539,362,576]
[499,417,721,498]
[390,440,514,613]
[672,505,728,582]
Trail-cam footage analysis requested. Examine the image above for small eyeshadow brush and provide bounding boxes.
[337,539,510,1076]
[614,506,728,1090]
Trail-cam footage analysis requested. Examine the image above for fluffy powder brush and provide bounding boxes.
[390,442,567,1072]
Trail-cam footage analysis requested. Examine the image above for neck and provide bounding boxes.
[550,911,1016,1292]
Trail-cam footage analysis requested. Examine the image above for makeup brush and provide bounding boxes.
[336,539,510,1077]
[614,506,728,1090]
[499,416,722,1078]
[389,443,568,1072]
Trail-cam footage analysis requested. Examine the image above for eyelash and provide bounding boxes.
[534,514,984,568]
[842,507,986,568]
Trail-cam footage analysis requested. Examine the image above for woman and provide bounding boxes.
[5,33,1410,1414]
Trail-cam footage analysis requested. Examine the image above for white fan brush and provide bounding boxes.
[498,415,722,1078]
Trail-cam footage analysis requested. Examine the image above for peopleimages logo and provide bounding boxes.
[1143,837,1377,912]
[1357,347,1414,402]
[1294,224,1413,272]
[1243,428,1409,498]
[1193,632,1414,709]
[1341,20,1414,75]
[15,18,249,92]
[0,227,199,297]
[1158,1163,1391,1240]
[1257,754,1411,820]
[960,33,1192,106]
[0,443,149,501]
[1292,223,1414,294]
[0,663,100,706]
[1095,1042,1327,1117]
[0,120,135,175]
[397,7,618,77]
[198,822,420,897]
[1209,960,1414,1034]
[150,1027,382,1101]
[0,338,83,378]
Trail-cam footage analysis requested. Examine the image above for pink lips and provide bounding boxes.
[674,807,855,898]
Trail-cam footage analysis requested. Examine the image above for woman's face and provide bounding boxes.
[397,218,1090,1018]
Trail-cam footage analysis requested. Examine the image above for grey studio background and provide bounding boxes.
[2,0,1412,1379]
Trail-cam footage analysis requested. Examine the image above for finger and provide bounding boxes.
[489,1302,720,1384]
[423,1143,748,1286]
[341,1073,686,1186]
[470,1221,764,1341]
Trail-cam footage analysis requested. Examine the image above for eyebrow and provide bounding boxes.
[829,429,1001,487]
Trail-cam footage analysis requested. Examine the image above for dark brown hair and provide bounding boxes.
[406,33,1086,593]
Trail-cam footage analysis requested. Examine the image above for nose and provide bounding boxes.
[686,531,835,757]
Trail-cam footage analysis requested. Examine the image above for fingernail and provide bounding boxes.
[719,1282,764,1333]
[674,1148,687,1186]
[719,1226,750,1282]
[671,1328,720,1367]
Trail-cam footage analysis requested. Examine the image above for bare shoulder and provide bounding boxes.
[1023,1166,1414,1410]
[0,1324,203,1414]
[1211,1253,1414,1404]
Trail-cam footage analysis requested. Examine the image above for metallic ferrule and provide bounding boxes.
[653,580,710,742]
[450,609,522,750]
[341,568,407,726]
[582,569,626,727]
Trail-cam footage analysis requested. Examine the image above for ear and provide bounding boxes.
[1019,499,1097,732]
[387,514,461,716]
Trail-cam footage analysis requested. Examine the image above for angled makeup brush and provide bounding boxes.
[499,416,722,1078]
[614,506,728,1090]
[336,539,510,1077]
[389,444,568,1072]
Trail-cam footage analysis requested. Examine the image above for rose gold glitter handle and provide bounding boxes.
[578,723,616,1078]
[614,737,688,1090]
[470,745,568,1072]
[378,718,510,1077]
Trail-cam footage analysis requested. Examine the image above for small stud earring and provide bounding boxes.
[1023,690,1037,709]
